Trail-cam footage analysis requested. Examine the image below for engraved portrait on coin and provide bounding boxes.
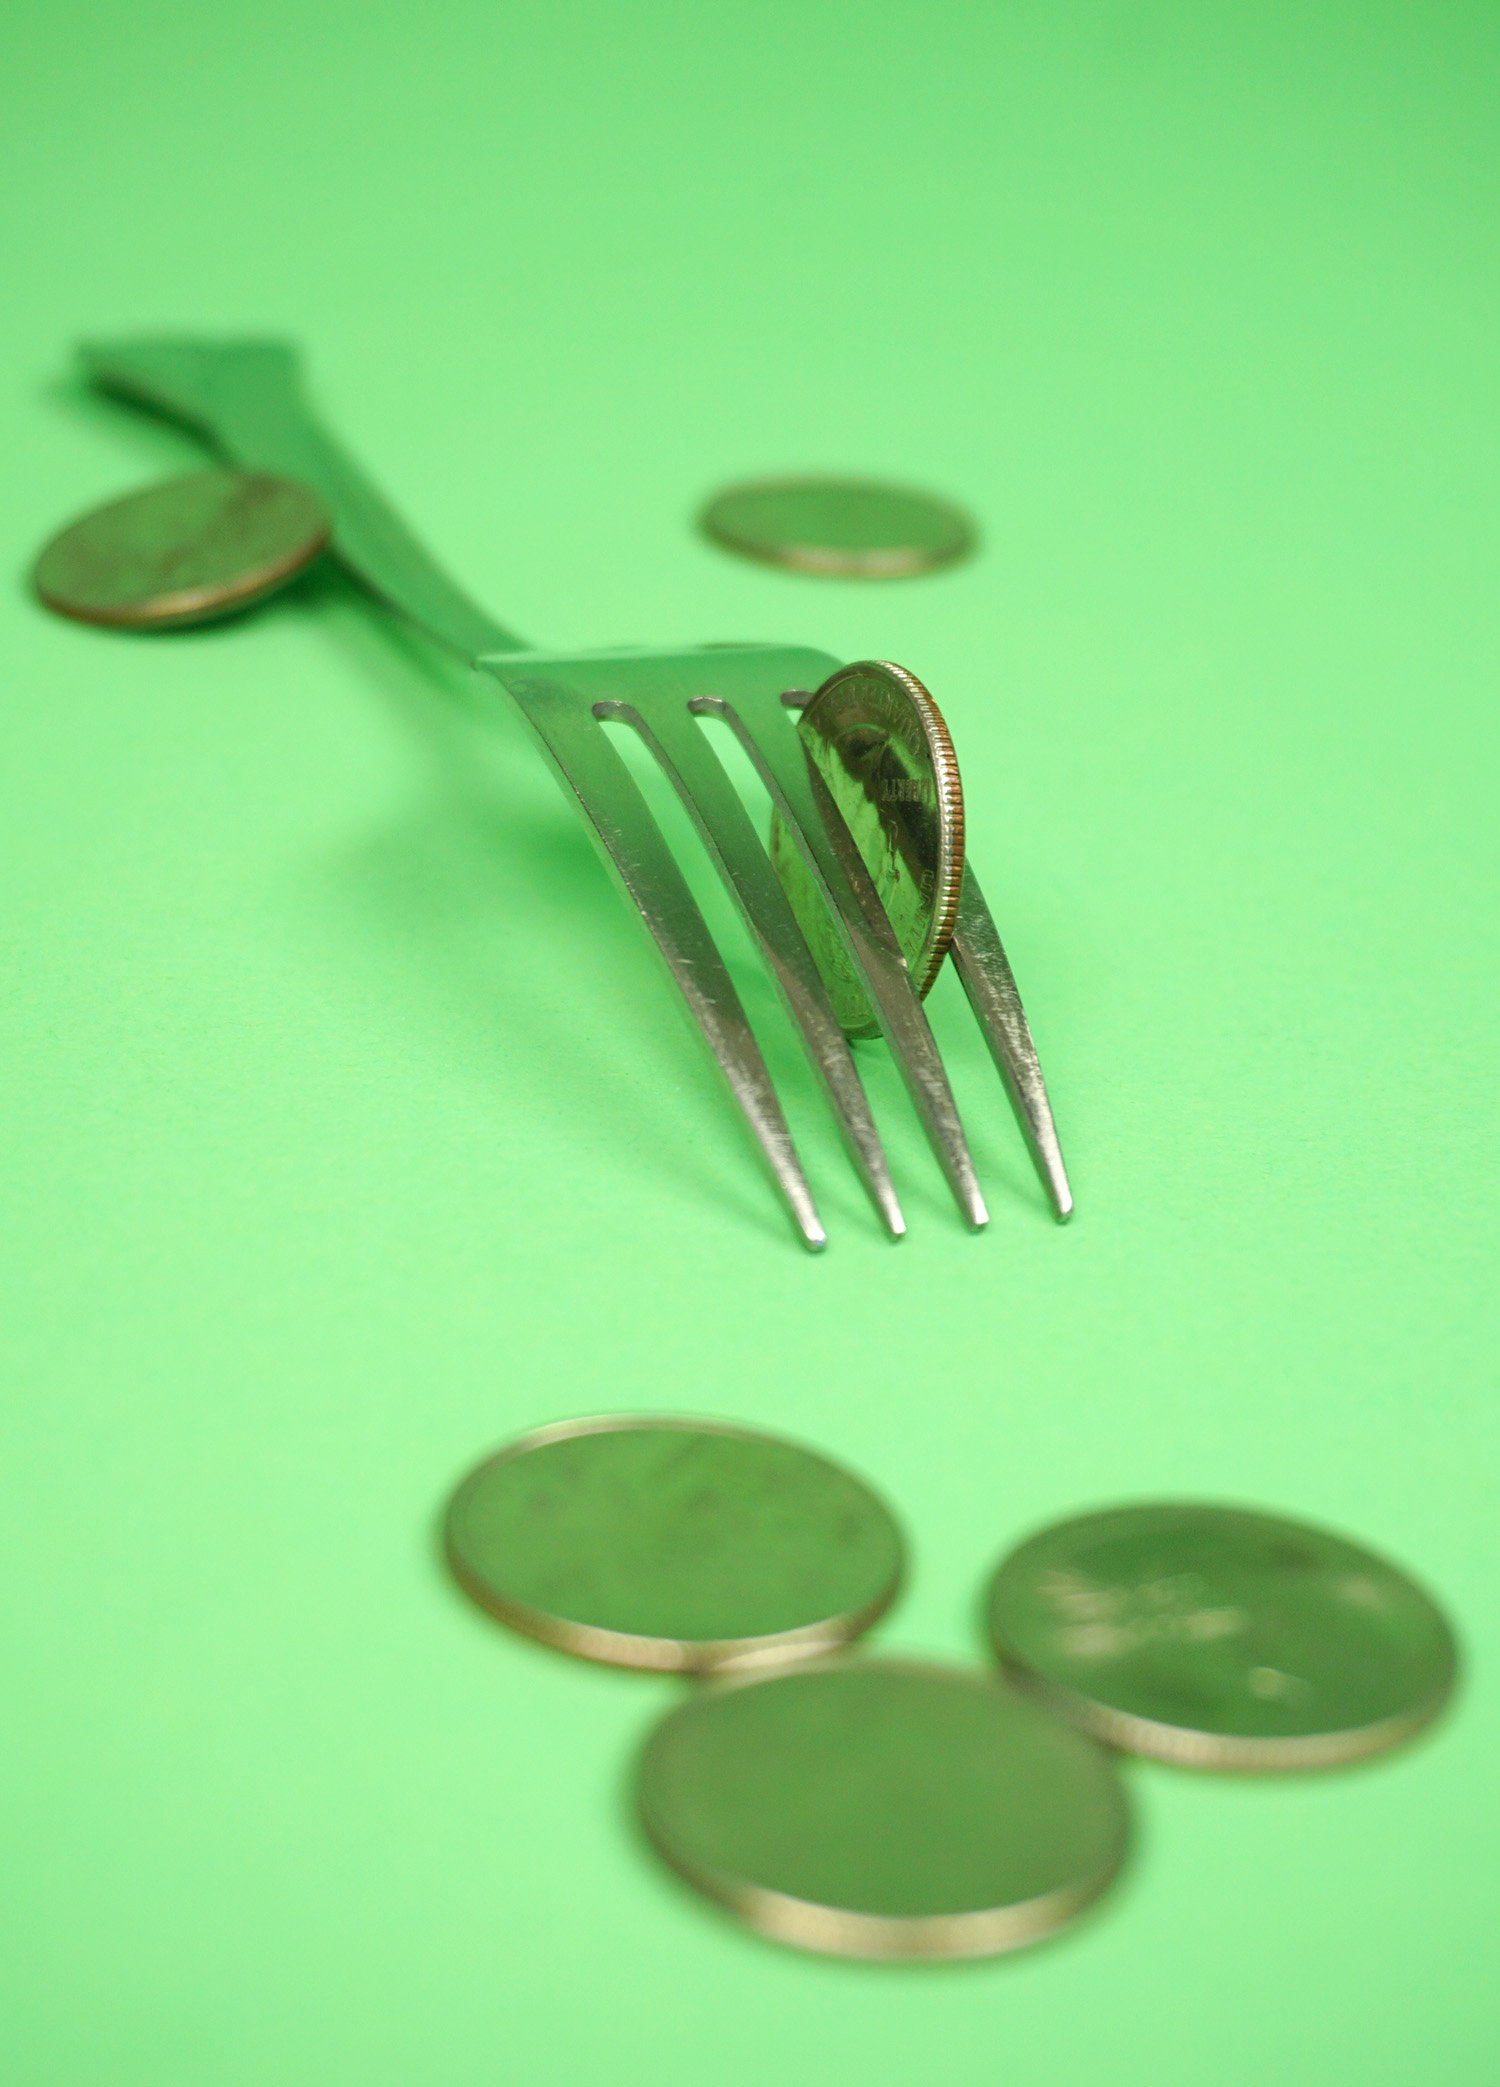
[770,660,965,1037]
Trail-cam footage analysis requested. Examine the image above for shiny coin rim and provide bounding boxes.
[33,468,331,629]
[637,1654,1131,1961]
[699,475,977,580]
[443,1415,905,1675]
[773,659,965,1037]
[986,1501,1460,1773]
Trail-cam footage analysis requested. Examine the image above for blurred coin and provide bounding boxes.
[444,1416,903,1673]
[637,1656,1129,1960]
[700,476,975,579]
[986,1502,1458,1771]
[33,469,330,629]
[770,660,964,1037]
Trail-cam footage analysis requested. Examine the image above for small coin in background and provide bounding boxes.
[637,1656,1129,1960]
[443,1416,904,1673]
[986,1502,1459,1771]
[700,476,976,580]
[33,468,330,630]
[770,660,965,1037]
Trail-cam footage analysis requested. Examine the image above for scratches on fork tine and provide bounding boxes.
[700,696,988,1232]
[507,679,826,1251]
[603,699,905,1240]
[949,871,1073,1222]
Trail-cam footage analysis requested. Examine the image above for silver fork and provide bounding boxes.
[80,336,1072,1250]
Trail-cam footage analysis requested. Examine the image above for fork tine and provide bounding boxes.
[505,679,827,1250]
[706,698,988,1231]
[949,871,1074,1221]
[605,699,906,1239]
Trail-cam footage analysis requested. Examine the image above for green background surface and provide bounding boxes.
[3,3,1497,2081]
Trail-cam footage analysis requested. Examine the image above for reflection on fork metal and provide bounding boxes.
[77,335,1073,1248]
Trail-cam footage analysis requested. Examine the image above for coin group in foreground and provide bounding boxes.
[986,1501,1459,1771]
[443,1416,1458,1966]
[33,468,330,629]
[638,1656,1129,1961]
[444,1415,904,1672]
[700,475,976,580]
[770,660,966,1037]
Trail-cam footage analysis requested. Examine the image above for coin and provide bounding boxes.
[769,661,965,1037]
[986,1502,1459,1771]
[637,1656,1129,1960]
[700,476,975,579]
[443,1416,904,1673]
[33,469,330,629]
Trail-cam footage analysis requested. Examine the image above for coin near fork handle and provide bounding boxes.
[443,1415,904,1673]
[32,469,330,629]
[770,659,965,1038]
[986,1502,1459,1771]
[637,1656,1130,1960]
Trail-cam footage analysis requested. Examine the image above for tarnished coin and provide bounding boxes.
[700,476,975,579]
[33,468,330,629]
[770,660,964,1037]
[986,1502,1459,1771]
[443,1416,903,1673]
[637,1656,1129,1961]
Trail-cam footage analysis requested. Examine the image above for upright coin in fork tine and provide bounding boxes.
[75,334,1072,1245]
[481,642,990,1246]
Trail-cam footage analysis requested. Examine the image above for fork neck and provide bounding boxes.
[82,335,527,664]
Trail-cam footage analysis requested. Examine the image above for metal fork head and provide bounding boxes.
[478,640,1065,1249]
[74,336,1071,1247]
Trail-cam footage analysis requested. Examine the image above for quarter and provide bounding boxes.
[637,1656,1130,1960]
[699,476,975,579]
[444,1416,904,1672]
[33,468,330,629]
[770,660,965,1036]
[986,1502,1459,1771]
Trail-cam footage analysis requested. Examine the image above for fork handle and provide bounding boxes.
[80,335,524,662]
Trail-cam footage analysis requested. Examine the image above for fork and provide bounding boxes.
[79,336,1072,1250]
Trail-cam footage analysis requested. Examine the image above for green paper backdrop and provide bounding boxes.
[3,2,1497,2080]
